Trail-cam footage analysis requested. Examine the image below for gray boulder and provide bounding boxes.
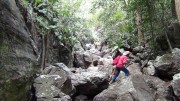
[71,69,109,96]
[74,51,91,69]
[132,46,144,54]
[129,54,141,63]
[154,48,180,78]
[171,73,180,100]
[74,49,101,68]
[136,52,148,60]
[34,75,72,101]
[121,43,131,50]
[143,60,156,76]
[97,57,113,74]
[74,40,85,51]
[127,63,142,75]
[93,74,154,101]
[34,64,75,101]
[83,51,93,64]
[143,75,174,101]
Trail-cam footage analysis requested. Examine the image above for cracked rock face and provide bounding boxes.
[0,0,37,100]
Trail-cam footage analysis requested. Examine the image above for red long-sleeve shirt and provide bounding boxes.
[112,55,127,68]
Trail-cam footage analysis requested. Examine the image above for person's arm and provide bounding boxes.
[122,56,128,67]
[123,57,132,68]
[126,61,133,67]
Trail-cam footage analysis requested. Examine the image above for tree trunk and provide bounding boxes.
[41,34,46,70]
[175,0,180,22]
[146,1,155,47]
[161,3,173,52]
[135,9,145,46]
[171,0,177,18]
[165,31,173,52]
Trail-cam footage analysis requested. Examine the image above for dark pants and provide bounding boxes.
[112,66,129,81]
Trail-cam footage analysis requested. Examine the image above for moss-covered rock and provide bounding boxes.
[0,77,32,101]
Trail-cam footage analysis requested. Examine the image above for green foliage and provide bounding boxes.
[21,0,29,6]
[36,16,49,30]
[110,11,125,22]
[24,0,90,51]
[92,0,134,47]
[92,0,176,49]
[22,0,176,51]
[122,0,174,48]
[34,0,42,6]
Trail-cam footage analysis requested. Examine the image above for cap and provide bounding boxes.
[123,51,130,56]
[118,49,125,53]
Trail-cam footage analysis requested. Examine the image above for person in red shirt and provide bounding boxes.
[109,51,130,84]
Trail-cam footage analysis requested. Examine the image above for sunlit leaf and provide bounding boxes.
[36,16,49,29]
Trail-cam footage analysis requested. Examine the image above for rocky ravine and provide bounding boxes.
[0,0,180,101]
[33,47,180,101]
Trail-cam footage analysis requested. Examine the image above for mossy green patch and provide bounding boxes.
[0,31,39,101]
[0,77,32,101]
[0,64,39,101]
[0,31,11,65]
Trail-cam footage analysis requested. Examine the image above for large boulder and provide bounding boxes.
[33,64,75,101]
[154,48,180,78]
[74,40,85,51]
[85,43,95,50]
[121,43,131,50]
[129,54,141,63]
[93,74,154,101]
[74,51,91,69]
[34,75,72,101]
[59,44,74,68]
[0,0,38,100]
[132,46,144,54]
[143,75,174,101]
[143,60,156,76]
[97,57,113,74]
[73,51,96,69]
[86,49,101,66]
[83,51,93,64]
[136,52,148,60]
[71,68,109,97]
[74,49,101,69]
[127,63,142,75]
[171,73,180,100]
[101,49,111,58]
